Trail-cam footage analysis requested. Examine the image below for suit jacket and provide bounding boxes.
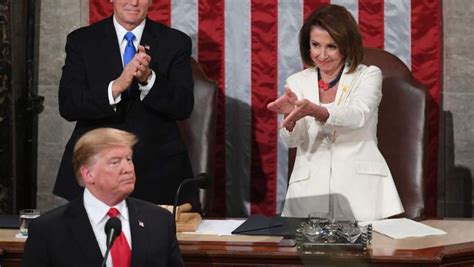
[22,197,183,267]
[53,16,199,209]
[280,64,404,221]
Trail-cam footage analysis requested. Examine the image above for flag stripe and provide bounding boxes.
[89,0,112,24]
[197,0,227,215]
[359,0,384,49]
[171,0,198,59]
[225,0,252,216]
[411,0,442,217]
[89,0,442,217]
[331,0,358,21]
[250,0,278,215]
[277,0,304,213]
[384,0,411,69]
[304,0,331,20]
[148,0,171,26]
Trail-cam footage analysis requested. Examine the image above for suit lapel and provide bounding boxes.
[65,198,104,266]
[335,64,354,106]
[140,18,160,70]
[100,17,123,81]
[128,199,148,267]
[301,68,319,104]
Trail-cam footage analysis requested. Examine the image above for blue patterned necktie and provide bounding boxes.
[123,32,136,66]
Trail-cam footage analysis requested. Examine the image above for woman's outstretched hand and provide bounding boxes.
[267,87,297,114]
[280,99,329,130]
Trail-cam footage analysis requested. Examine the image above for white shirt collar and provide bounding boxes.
[83,188,129,226]
[113,15,146,45]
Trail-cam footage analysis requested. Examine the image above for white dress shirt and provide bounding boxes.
[83,188,132,267]
[107,15,156,106]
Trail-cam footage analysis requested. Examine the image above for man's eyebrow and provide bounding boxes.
[108,156,122,161]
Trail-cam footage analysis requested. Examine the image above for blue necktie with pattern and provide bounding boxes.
[123,32,136,66]
[123,32,136,96]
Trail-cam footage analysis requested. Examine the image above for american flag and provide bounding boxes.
[90,0,442,217]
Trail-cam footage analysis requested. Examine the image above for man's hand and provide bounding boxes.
[267,87,297,114]
[111,59,136,98]
[111,45,152,98]
[134,45,151,84]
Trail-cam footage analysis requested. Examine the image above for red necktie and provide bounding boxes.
[107,208,131,267]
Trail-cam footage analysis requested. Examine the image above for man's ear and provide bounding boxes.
[80,165,94,185]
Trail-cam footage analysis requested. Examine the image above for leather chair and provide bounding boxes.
[362,48,427,220]
[288,48,427,220]
[177,59,217,216]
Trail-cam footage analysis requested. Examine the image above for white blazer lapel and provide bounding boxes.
[300,68,319,104]
[335,64,355,106]
[299,68,320,161]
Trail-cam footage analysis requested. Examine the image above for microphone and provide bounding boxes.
[100,217,122,267]
[172,173,211,220]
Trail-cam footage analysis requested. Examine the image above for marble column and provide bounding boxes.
[36,0,89,210]
[443,1,474,216]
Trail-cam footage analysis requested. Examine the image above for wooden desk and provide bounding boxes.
[1,220,474,266]
[0,229,24,267]
[180,219,474,266]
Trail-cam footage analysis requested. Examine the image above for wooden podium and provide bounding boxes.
[1,219,474,267]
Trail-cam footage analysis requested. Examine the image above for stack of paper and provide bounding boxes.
[360,218,446,239]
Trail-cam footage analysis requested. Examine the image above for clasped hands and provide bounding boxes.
[267,87,318,131]
[112,45,151,97]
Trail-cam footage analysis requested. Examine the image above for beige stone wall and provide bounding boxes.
[37,0,89,210]
[36,1,474,215]
[443,1,474,216]
[444,1,474,160]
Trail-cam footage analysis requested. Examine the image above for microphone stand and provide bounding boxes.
[172,179,192,220]
[100,217,121,267]
[172,173,210,220]
[100,229,116,267]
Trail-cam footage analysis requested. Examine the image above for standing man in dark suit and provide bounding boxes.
[23,128,183,267]
[54,0,199,210]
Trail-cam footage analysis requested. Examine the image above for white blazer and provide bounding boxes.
[280,64,404,221]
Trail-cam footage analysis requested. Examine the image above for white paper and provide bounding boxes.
[359,218,446,239]
[193,219,246,236]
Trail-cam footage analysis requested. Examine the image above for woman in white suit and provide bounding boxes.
[267,5,404,221]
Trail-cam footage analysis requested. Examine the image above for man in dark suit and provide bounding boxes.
[23,128,183,267]
[53,0,199,210]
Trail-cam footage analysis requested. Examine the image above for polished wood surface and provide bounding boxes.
[1,220,474,266]
[180,219,474,266]
[0,229,25,267]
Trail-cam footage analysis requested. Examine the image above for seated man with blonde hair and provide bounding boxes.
[23,128,183,267]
